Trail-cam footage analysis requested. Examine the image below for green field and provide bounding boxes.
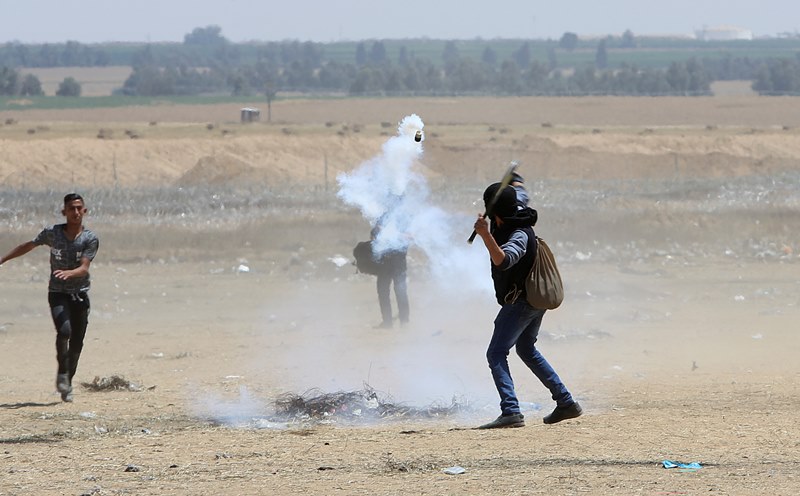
[319,37,800,69]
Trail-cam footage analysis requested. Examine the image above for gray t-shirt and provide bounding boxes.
[33,224,99,294]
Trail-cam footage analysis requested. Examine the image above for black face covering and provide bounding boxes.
[483,182,538,235]
[483,183,519,219]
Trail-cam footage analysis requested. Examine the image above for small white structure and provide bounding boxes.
[695,25,753,41]
[240,107,260,123]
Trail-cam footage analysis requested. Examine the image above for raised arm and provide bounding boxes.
[474,215,507,266]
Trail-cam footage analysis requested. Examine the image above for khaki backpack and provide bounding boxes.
[526,237,564,310]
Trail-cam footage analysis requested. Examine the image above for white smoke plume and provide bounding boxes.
[189,385,268,427]
[337,114,425,252]
[337,114,491,294]
[196,115,503,429]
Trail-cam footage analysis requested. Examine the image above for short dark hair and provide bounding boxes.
[63,193,84,205]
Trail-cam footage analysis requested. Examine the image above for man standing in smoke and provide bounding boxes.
[472,175,582,429]
[338,114,425,329]
[371,219,410,329]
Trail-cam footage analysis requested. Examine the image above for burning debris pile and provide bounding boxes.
[81,375,145,392]
[273,386,470,423]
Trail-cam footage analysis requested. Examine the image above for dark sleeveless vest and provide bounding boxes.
[490,226,538,305]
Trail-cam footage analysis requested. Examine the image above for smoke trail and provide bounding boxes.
[337,114,491,294]
[190,385,268,427]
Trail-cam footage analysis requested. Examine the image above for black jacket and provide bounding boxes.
[490,207,538,305]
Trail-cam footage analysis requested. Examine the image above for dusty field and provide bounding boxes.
[1,97,800,495]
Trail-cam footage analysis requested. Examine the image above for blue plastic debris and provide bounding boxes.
[662,460,702,470]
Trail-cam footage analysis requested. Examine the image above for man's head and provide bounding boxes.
[483,182,519,219]
[62,193,86,225]
[64,193,83,206]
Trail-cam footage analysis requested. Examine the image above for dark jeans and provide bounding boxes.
[486,299,573,416]
[48,292,90,380]
[377,269,409,325]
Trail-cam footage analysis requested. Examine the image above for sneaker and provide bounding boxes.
[543,402,583,424]
[56,373,71,394]
[477,413,525,429]
[61,390,74,403]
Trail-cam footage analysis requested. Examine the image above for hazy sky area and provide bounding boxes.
[2,0,798,44]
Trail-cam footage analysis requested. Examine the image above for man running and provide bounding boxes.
[0,193,99,402]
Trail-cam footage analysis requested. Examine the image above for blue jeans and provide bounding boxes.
[486,299,573,416]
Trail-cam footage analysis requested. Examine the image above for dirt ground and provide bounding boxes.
[1,97,800,495]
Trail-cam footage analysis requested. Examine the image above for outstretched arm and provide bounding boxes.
[0,241,37,266]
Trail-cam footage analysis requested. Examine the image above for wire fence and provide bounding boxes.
[2,173,799,264]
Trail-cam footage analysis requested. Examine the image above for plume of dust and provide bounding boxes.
[337,114,491,294]
[193,115,500,427]
[189,385,269,427]
[331,114,500,420]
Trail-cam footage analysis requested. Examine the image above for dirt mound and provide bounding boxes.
[3,97,800,191]
[176,153,261,187]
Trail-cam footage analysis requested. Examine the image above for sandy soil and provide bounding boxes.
[1,97,800,495]
[3,96,800,192]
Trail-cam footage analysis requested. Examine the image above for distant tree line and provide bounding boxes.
[116,35,715,97]
[0,40,110,67]
[0,67,80,96]
[752,54,800,94]
[0,66,43,96]
[3,26,800,97]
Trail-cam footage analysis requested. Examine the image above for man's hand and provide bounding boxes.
[53,269,74,281]
[53,257,91,281]
[473,214,490,239]
[474,213,507,266]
